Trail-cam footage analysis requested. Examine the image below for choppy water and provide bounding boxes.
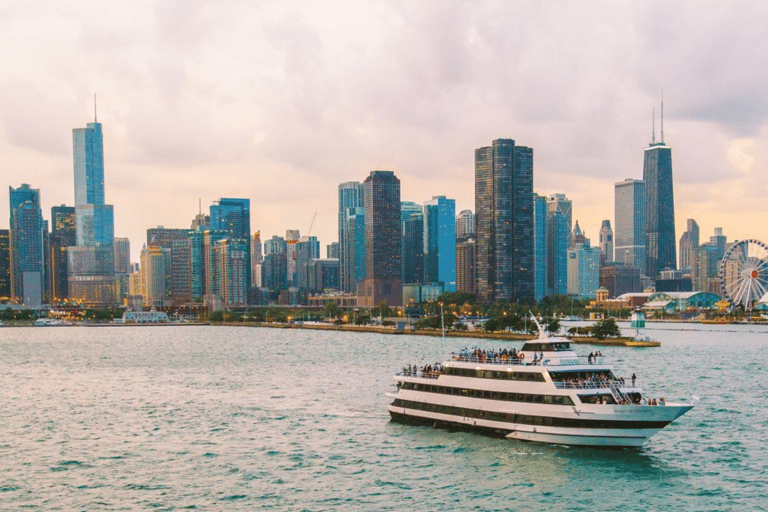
[1,323,765,511]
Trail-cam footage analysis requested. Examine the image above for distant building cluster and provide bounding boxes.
[0,103,746,310]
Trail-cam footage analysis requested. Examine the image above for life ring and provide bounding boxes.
[518,353,525,359]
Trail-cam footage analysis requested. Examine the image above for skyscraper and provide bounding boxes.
[678,219,699,273]
[69,116,118,305]
[455,209,476,239]
[296,236,320,289]
[643,107,676,277]
[251,231,263,288]
[360,170,402,307]
[533,194,548,303]
[147,227,192,305]
[0,229,10,300]
[599,220,614,264]
[338,182,364,293]
[9,184,45,306]
[210,198,251,298]
[546,208,568,296]
[475,138,534,304]
[423,196,456,291]
[50,205,76,302]
[547,194,573,247]
[614,178,646,276]
[401,211,424,284]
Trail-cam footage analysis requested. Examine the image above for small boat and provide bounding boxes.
[387,317,692,447]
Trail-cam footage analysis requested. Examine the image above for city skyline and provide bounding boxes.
[1,2,767,259]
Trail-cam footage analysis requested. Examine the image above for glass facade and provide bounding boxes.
[338,182,363,293]
[9,185,44,306]
[475,139,534,304]
[73,122,104,207]
[210,198,251,296]
[643,144,676,277]
[533,194,547,303]
[614,179,647,276]
[50,205,76,302]
[567,244,601,299]
[361,170,402,307]
[423,196,456,292]
[147,228,192,305]
[402,212,424,284]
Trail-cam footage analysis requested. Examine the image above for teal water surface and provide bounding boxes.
[0,324,765,510]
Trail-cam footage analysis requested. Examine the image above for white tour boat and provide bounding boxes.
[387,319,693,447]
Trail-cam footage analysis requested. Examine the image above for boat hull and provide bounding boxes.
[388,404,692,448]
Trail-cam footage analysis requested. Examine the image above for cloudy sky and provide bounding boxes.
[1,0,767,260]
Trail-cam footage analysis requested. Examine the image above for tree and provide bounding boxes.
[545,317,561,334]
[591,318,621,339]
[323,301,341,319]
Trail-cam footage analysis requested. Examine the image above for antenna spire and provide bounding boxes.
[651,107,655,145]
[94,93,97,122]
[660,89,664,144]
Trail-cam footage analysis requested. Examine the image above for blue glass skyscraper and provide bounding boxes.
[73,122,104,206]
[9,184,44,306]
[210,197,251,288]
[423,196,456,292]
[338,182,363,293]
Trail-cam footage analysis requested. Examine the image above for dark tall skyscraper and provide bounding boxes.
[644,106,676,277]
[147,227,192,305]
[360,170,402,307]
[402,211,424,284]
[50,205,76,302]
[338,182,363,293]
[475,139,534,304]
[0,229,10,300]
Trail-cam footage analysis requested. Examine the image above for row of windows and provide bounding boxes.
[443,367,546,382]
[392,399,668,429]
[399,381,573,406]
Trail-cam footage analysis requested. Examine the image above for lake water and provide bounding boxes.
[1,323,765,511]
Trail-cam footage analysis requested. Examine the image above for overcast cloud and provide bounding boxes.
[1,0,767,259]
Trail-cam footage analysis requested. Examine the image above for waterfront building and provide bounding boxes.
[547,194,572,247]
[643,108,676,277]
[678,219,699,274]
[146,227,192,305]
[251,231,263,288]
[214,238,248,307]
[546,208,568,296]
[423,196,456,292]
[599,263,641,298]
[203,229,229,301]
[210,198,251,291]
[307,258,340,292]
[296,236,320,289]
[533,194,547,303]
[261,235,288,293]
[614,178,646,276]
[475,138,534,304]
[360,170,402,307]
[188,230,205,300]
[456,209,476,239]
[338,181,364,293]
[599,220,614,264]
[402,211,424,284]
[567,241,600,299]
[9,184,45,306]
[0,229,10,300]
[345,207,365,290]
[50,205,76,302]
[140,243,169,307]
[456,236,476,296]
[69,117,119,305]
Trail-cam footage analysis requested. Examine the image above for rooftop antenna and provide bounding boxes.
[651,107,655,144]
[660,89,664,144]
[94,93,97,122]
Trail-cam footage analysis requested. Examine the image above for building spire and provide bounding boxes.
[652,107,656,145]
[660,89,664,144]
[94,93,97,122]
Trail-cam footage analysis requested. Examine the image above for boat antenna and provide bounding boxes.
[529,311,547,339]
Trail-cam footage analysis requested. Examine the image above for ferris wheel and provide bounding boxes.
[719,239,768,311]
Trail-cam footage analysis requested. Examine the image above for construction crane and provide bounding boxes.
[307,211,317,237]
